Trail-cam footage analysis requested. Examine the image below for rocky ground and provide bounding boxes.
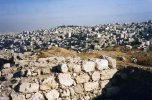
[0,47,152,100]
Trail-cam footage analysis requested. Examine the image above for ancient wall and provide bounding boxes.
[0,56,117,100]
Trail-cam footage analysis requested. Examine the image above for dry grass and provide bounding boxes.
[38,46,152,67]
[112,46,152,66]
[38,46,127,60]
[103,46,135,53]
[130,52,152,66]
[78,51,102,59]
[111,46,152,66]
[38,46,77,58]
[38,47,102,59]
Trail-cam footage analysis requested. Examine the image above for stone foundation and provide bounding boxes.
[0,56,117,100]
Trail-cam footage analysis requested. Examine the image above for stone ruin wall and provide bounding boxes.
[0,55,117,100]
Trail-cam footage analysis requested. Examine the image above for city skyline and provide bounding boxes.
[0,0,152,32]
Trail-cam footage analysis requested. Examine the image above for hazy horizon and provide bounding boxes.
[0,0,152,32]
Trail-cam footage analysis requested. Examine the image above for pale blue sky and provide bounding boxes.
[0,0,152,32]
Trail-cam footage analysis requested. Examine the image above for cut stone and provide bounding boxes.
[84,82,99,91]
[58,64,68,73]
[45,89,59,100]
[28,92,44,100]
[18,82,39,93]
[92,71,100,81]
[73,84,84,94]
[82,61,95,72]
[58,73,74,86]
[40,76,58,90]
[101,69,117,80]
[76,73,90,83]
[95,59,109,70]
[3,63,10,69]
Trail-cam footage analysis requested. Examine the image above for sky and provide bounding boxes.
[0,0,152,32]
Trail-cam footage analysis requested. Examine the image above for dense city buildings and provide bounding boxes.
[0,20,152,52]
